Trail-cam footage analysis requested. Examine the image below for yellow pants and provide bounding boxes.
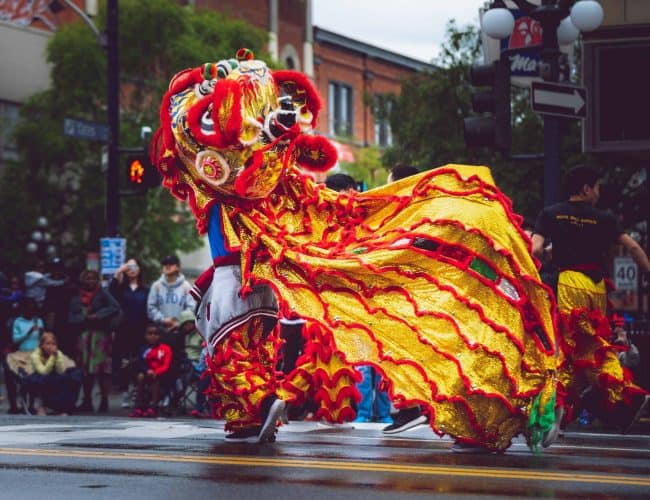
[556,271,642,415]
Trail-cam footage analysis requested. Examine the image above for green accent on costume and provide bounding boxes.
[469,258,497,281]
[528,390,556,452]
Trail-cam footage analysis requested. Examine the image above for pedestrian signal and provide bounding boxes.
[126,152,160,191]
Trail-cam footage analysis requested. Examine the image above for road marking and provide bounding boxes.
[0,447,648,487]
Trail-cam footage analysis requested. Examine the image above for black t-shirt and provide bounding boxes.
[534,201,623,272]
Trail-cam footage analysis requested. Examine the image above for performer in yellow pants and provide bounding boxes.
[533,165,650,432]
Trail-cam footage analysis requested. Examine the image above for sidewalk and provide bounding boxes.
[0,387,201,419]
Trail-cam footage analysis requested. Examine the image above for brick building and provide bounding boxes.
[0,0,433,165]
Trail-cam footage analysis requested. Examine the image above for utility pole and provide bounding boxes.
[533,1,564,207]
[106,0,120,237]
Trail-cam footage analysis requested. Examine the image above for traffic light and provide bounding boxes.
[126,151,160,191]
[463,58,511,152]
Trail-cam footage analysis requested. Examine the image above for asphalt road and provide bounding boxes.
[0,415,648,500]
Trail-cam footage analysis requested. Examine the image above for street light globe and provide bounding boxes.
[43,232,52,243]
[46,245,57,256]
[26,242,38,253]
[32,230,43,242]
[481,7,515,40]
[557,17,580,45]
[37,216,49,228]
[571,0,604,32]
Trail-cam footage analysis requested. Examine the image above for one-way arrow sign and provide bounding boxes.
[531,81,587,119]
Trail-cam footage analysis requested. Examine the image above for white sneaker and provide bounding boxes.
[542,406,565,448]
[258,397,286,443]
[120,391,131,409]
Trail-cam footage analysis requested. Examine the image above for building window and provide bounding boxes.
[373,94,393,147]
[280,44,301,71]
[328,82,353,137]
[0,101,20,161]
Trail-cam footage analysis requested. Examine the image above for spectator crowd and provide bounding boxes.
[0,254,206,418]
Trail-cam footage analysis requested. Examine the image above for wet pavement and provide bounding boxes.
[0,413,648,499]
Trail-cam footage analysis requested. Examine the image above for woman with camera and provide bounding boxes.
[109,258,150,409]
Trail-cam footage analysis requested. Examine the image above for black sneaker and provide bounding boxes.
[97,398,109,413]
[258,395,286,443]
[382,406,427,434]
[225,426,262,443]
[76,400,94,413]
[622,394,649,434]
[450,440,493,454]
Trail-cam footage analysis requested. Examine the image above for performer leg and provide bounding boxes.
[557,271,648,430]
[207,316,285,443]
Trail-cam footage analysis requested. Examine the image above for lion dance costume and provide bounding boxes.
[151,49,559,450]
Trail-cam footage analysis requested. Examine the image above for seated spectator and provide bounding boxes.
[27,332,81,415]
[130,324,172,418]
[3,297,44,413]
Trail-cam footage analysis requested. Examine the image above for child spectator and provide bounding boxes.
[130,324,172,418]
[12,297,44,352]
[27,332,81,415]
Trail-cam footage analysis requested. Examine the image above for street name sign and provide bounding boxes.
[64,117,109,142]
[531,81,587,119]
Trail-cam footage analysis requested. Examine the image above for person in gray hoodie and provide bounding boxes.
[147,255,196,332]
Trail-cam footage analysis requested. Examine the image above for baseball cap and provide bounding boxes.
[161,255,180,266]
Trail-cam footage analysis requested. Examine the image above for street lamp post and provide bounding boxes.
[481,0,604,207]
[26,216,57,261]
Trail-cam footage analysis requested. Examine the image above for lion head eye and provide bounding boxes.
[198,79,216,96]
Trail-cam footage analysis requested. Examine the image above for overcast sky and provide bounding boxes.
[313,0,485,63]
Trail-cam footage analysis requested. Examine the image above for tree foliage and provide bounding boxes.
[339,146,387,190]
[383,21,646,233]
[0,0,268,278]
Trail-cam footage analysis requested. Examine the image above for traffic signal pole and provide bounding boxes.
[535,2,564,207]
[106,0,120,237]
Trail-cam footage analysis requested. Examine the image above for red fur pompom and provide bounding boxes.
[294,134,338,172]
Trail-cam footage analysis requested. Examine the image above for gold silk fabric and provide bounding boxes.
[221,164,558,450]
[155,55,558,449]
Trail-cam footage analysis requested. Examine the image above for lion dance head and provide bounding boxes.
[151,48,337,232]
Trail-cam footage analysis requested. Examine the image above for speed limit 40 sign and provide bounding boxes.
[613,257,638,291]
